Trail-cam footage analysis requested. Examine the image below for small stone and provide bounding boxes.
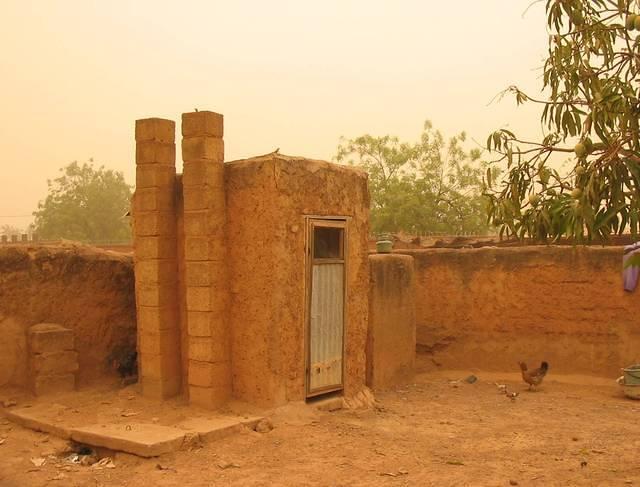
[120,411,141,417]
[464,375,478,384]
[182,432,203,450]
[79,454,98,466]
[510,481,519,486]
[30,457,46,467]
[1,399,17,408]
[255,418,274,433]
[217,460,240,469]
[92,458,116,469]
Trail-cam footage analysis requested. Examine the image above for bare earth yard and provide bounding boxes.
[1,361,639,486]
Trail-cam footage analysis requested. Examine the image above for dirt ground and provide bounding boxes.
[1,359,639,487]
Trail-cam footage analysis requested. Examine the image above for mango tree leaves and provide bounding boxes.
[486,0,640,242]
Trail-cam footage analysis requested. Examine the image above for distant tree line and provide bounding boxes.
[336,121,499,236]
[33,160,132,242]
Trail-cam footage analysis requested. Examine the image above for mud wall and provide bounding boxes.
[0,244,136,387]
[226,155,370,406]
[400,246,640,377]
[367,254,415,389]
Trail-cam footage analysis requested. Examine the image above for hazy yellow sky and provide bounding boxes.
[1,1,549,230]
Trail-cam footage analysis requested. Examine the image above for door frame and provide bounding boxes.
[304,215,349,398]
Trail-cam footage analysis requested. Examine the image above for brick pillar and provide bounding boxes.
[133,118,182,399]
[181,111,231,408]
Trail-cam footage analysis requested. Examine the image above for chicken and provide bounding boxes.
[107,344,138,385]
[518,361,549,390]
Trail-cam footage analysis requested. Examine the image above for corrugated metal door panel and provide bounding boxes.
[309,263,344,393]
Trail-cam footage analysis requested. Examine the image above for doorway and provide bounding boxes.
[305,218,347,398]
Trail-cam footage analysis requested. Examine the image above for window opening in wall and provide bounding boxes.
[313,226,344,259]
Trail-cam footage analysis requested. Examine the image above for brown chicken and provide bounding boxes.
[518,361,549,390]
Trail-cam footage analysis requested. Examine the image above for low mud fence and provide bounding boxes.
[397,246,640,378]
[0,244,136,387]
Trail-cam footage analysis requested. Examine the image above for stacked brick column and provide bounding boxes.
[28,323,78,395]
[134,118,182,399]
[181,111,231,408]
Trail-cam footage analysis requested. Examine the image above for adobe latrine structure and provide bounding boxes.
[132,111,370,408]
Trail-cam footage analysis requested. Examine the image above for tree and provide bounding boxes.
[336,121,497,235]
[33,160,133,242]
[486,0,640,242]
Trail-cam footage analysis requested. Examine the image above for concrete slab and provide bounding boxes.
[177,416,262,441]
[4,406,71,439]
[5,403,265,458]
[70,423,186,457]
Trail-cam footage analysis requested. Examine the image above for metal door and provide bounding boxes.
[306,218,347,397]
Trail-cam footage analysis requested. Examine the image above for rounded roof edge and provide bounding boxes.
[225,153,367,178]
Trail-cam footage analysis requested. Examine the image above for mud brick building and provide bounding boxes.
[133,111,370,408]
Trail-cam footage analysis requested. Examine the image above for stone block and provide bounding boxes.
[135,259,176,285]
[135,118,175,143]
[136,141,176,165]
[28,323,74,353]
[182,186,210,211]
[207,210,226,235]
[185,261,215,287]
[139,351,181,382]
[182,160,224,187]
[187,311,212,337]
[182,185,225,211]
[183,210,225,237]
[182,137,224,162]
[188,336,228,363]
[188,360,231,388]
[189,384,230,409]
[187,286,219,311]
[182,160,208,187]
[138,328,180,357]
[140,375,181,400]
[31,351,79,375]
[135,237,176,260]
[134,211,176,237]
[134,188,174,212]
[32,374,75,396]
[137,305,179,333]
[135,165,175,189]
[136,283,175,307]
[184,237,225,261]
[181,111,223,138]
[183,211,207,236]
